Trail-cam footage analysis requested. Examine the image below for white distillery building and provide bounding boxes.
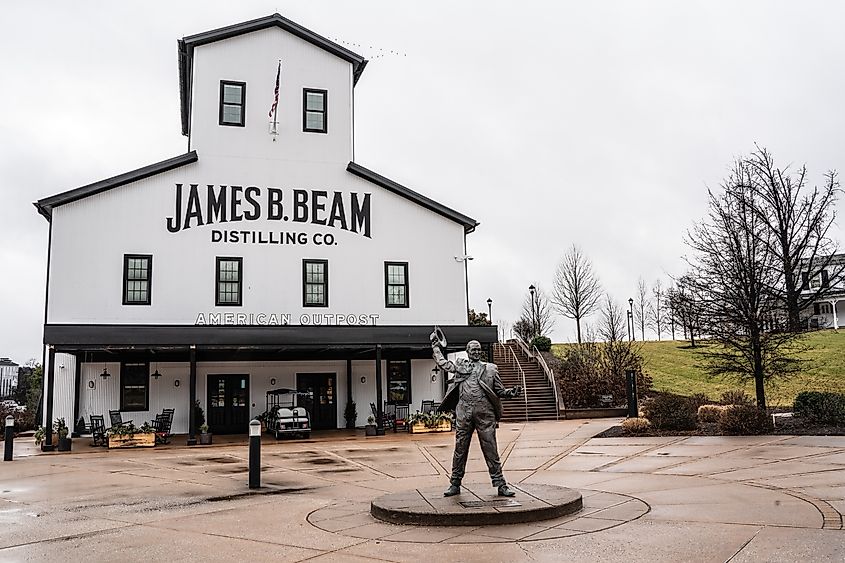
[0,358,19,395]
[804,253,845,330]
[34,14,495,447]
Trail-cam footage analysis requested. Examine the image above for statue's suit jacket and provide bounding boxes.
[436,356,510,421]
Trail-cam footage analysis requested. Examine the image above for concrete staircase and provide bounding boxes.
[493,342,559,422]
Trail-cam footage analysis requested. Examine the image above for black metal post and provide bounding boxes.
[248,419,261,489]
[625,370,638,418]
[187,346,197,446]
[4,415,13,461]
[487,298,493,324]
[345,358,353,429]
[42,347,56,451]
[71,353,82,437]
[628,298,635,342]
[375,345,384,435]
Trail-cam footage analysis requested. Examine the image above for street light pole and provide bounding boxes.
[628,298,635,342]
[528,285,537,338]
[486,298,493,324]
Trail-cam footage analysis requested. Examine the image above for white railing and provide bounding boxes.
[532,344,561,418]
[498,342,528,420]
[513,336,562,418]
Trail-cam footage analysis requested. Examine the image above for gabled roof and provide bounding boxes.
[178,13,368,136]
[34,152,198,221]
[347,162,479,233]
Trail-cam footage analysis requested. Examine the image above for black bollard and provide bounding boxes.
[4,415,13,461]
[248,419,261,489]
[625,370,638,418]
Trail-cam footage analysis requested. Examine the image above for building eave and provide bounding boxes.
[178,13,367,137]
[34,151,199,221]
[346,162,480,234]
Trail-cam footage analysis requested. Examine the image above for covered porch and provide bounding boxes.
[39,324,497,450]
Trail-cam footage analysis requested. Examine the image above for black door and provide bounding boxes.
[296,373,337,430]
[207,374,250,434]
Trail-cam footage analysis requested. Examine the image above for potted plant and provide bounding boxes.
[199,424,212,445]
[344,401,357,429]
[365,415,377,436]
[54,417,72,451]
[33,426,45,446]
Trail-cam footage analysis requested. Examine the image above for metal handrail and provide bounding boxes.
[505,344,529,421]
[532,344,561,418]
[512,336,533,359]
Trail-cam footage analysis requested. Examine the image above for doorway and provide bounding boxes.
[296,373,337,430]
[207,374,250,434]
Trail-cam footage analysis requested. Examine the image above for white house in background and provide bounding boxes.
[0,358,19,394]
[34,13,495,448]
[803,253,845,330]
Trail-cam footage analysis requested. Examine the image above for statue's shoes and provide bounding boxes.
[497,485,516,497]
[443,485,461,497]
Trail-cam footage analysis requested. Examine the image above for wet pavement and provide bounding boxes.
[1,420,844,562]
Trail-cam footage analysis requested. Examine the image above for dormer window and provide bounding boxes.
[219,81,246,126]
[303,88,327,133]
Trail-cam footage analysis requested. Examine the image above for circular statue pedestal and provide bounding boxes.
[370,483,582,527]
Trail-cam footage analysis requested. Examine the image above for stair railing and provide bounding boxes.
[506,344,529,421]
[512,336,533,359]
[532,344,561,419]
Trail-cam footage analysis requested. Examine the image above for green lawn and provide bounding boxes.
[552,331,845,407]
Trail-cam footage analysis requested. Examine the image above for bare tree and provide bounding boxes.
[686,161,804,410]
[666,276,701,347]
[634,277,649,341]
[741,147,843,331]
[552,245,602,344]
[519,283,555,338]
[648,279,665,340]
[598,295,627,343]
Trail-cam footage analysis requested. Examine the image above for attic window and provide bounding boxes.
[219,81,246,126]
[303,89,327,133]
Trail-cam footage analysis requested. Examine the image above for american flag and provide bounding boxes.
[269,61,281,119]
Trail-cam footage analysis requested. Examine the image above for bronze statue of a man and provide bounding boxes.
[431,330,521,497]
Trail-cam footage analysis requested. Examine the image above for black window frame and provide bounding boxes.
[386,359,412,405]
[120,361,150,412]
[122,254,152,306]
[215,257,243,307]
[384,261,409,308]
[219,80,246,127]
[302,88,328,133]
[302,259,329,307]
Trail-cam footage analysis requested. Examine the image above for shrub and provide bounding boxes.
[688,393,712,411]
[640,394,697,430]
[531,335,552,352]
[720,390,755,406]
[697,404,725,423]
[793,391,845,424]
[622,417,651,435]
[718,404,771,435]
[0,404,36,434]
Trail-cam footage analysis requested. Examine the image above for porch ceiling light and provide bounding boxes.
[152,369,162,379]
[100,367,111,379]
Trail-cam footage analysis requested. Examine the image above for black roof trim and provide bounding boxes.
[44,324,498,348]
[347,162,479,233]
[34,151,198,221]
[179,13,368,136]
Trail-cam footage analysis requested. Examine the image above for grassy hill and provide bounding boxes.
[552,330,845,407]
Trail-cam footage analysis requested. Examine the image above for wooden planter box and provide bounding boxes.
[410,421,452,434]
[108,432,156,449]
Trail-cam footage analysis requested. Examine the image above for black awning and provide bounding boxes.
[44,324,498,349]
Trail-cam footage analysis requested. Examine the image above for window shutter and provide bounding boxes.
[821,270,829,288]
[813,303,820,315]
[802,272,809,290]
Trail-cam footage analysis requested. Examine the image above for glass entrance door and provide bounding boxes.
[207,374,250,434]
[296,373,337,430]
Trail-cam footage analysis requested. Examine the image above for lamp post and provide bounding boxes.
[528,284,537,338]
[628,297,635,342]
[486,298,493,324]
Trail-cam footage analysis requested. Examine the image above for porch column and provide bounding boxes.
[71,353,82,437]
[187,346,197,446]
[346,358,353,428]
[42,346,56,451]
[832,300,840,330]
[375,345,384,435]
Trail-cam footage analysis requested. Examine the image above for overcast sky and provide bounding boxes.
[2,1,844,365]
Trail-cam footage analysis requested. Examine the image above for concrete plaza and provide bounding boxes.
[1,419,844,562]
